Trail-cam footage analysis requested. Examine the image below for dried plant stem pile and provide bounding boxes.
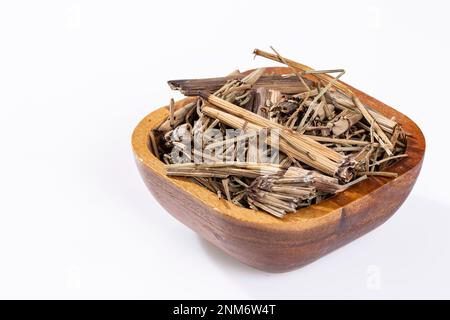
[150,48,408,218]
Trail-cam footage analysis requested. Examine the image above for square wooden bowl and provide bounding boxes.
[132,67,425,272]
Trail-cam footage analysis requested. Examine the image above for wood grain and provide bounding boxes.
[132,67,425,272]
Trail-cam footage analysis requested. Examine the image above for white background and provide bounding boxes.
[0,0,449,299]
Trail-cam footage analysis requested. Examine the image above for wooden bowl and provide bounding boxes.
[132,67,425,273]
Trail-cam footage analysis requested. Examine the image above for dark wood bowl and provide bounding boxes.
[132,67,425,273]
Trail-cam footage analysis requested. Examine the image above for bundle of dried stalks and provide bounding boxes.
[149,48,408,218]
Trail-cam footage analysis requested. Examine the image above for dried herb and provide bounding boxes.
[149,48,408,218]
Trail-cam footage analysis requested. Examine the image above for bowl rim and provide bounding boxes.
[132,67,426,230]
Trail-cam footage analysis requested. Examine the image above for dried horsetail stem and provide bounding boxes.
[168,73,312,96]
[158,100,196,132]
[253,48,355,97]
[353,96,394,155]
[198,92,356,181]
